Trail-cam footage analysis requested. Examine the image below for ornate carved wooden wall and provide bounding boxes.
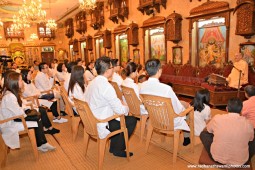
[65,18,74,38]
[165,11,182,44]
[103,30,112,49]
[127,22,139,46]
[86,35,93,51]
[234,0,255,39]
[109,0,129,24]
[37,23,55,40]
[3,22,24,41]
[90,2,104,30]
[75,11,87,35]
[73,39,79,52]
[186,1,232,66]
[137,0,167,16]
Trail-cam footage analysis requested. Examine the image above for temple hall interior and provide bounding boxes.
[0,0,255,169]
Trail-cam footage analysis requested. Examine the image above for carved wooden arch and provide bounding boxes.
[94,31,104,58]
[165,11,182,44]
[75,11,87,35]
[126,22,139,46]
[141,16,166,64]
[186,1,233,66]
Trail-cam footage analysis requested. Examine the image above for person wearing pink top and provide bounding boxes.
[200,98,254,165]
[242,85,255,128]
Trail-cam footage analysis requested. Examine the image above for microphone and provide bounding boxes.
[232,64,244,76]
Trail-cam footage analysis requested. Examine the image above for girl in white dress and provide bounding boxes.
[122,62,148,115]
[0,71,55,152]
[193,89,211,136]
[21,69,67,124]
[68,65,86,115]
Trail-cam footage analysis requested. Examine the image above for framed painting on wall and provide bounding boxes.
[99,39,105,57]
[172,45,182,65]
[240,41,255,66]
[150,31,166,63]
[198,22,226,68]
[119,38,128,64]
[133,49,140,64]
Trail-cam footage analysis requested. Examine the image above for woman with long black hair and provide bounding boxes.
[0,71,55,152]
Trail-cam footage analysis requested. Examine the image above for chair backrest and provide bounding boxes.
[73,98,98,138]
[59,86,75,117]
[141,94,175,131]
[109,81,123,100]
[121,86,141,117]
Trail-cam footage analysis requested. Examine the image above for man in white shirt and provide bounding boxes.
[85,56,137,158]
[140,59,190,141]
[35,62,68,119]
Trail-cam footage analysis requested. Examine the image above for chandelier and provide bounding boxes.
[79,0,97,12]
[30,33,38,40]
[11,15,30,31]
[46,19,57,30]
[46,0,57,30]
[18,0,46,23]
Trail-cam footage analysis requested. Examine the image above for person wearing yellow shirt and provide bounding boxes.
[226,53,248,89]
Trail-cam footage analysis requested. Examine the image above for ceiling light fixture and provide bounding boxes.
[79,0,97,13]
[18,0,46,23]
[46,0,57,30]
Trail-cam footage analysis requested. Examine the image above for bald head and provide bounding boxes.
[234,53,243,62]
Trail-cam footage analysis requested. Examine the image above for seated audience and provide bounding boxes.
[85,56,137,157]
[110,59,123,87]
[85,61,96,85]
[138,74,147,89]
[0,71,55,152]
[242,85,255,128]
[68,65,86,115]
[56,63,68,82]
[140,59,190,144]
[200,98,254,165]
[11,62,21,73]
[33,60,39,70]
[21,69,67,124]
[34,62,67,117]
[122,62,147,115]
[64,61,77,91]
[226,53,248,88]
[192,89,211,136]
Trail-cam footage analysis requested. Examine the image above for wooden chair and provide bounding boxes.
[141,94,194,163]
[109,81,123,100]
[0,115,38,168]
[121,86,148,143]
[59,85,81,141]
[73,98,130,170]
[41,89,61,114]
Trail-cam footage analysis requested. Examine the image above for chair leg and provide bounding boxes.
[72,117,80,141]
[173,130,181,163]
[161,134,166,143]
[27,129,39,160]
[98,139,107,170]
[145,123,153,153]
[140,115,148,143]
[84,131,89,156]
[123,128,130,161]
[190,129,195,153]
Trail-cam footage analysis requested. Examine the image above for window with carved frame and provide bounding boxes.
[37,23,55,40]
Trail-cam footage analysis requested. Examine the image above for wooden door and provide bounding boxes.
[41,52,54,66]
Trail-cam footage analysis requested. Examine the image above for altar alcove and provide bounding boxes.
[113,24,129,65]
[141,16,166,64]
[186,1,232,68]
